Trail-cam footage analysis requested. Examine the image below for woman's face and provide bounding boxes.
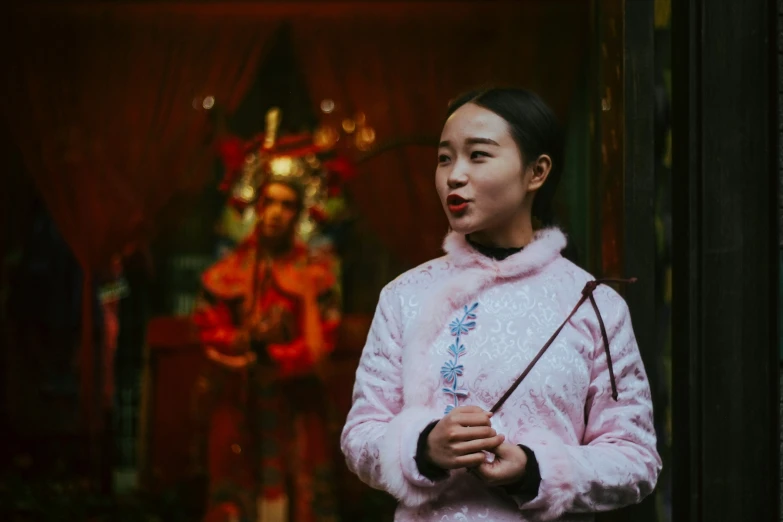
[436,103,541,246]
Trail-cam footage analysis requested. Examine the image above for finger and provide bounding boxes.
[447,426,496,442]
[471,465,499,484]
[452,434,505,455]
[470,464,490,480]
[486,434,506,450]
[451,405,490,415]
[454,452,487,468]
[492,441,520,458]
[452,412,493,428]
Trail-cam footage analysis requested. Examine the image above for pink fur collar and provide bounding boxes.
[441,227,567,278]
[401,227,568,405]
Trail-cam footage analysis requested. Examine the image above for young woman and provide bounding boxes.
[341,88,661,521]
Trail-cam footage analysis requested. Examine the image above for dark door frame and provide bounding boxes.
[670,0,779,520]
[620,2,663,521]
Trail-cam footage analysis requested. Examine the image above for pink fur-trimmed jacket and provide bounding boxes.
[341,228,661,521]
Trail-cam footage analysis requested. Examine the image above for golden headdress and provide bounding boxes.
[218,107,370,243]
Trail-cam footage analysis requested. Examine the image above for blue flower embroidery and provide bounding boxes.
[440,359,464,384]
[440,302,478,414]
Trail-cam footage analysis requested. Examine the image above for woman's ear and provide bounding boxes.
[527,154,552,192]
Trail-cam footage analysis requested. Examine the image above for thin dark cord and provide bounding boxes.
[588,292,618,401]
[490,277,636,414]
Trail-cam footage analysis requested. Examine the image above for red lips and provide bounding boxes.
[446,194,469,214]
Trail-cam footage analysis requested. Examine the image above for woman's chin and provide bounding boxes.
[447,218,479,235]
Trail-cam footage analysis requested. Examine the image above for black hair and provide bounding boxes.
[446,87,564,227]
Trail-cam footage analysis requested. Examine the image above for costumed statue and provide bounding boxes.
[192,107,350,522]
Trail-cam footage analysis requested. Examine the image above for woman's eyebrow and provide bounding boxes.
[438,137,500,148]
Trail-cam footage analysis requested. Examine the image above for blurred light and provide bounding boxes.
[314,125,339,149]
[192,97,202,110]
[355,112,366,125]
[203,96,215,110]
[241,206,256,223]
[264,108,281,150]
[320,99,335,114]
[298,218,315,240]
[360,126,375,143]
[355,126,376,151]
[238,185,255,201]
[342,119,356,133]
[270,156,294,176]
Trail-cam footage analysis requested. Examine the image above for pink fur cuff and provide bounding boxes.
[378,406,450,507]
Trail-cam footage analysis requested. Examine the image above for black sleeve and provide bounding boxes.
[413,420,450,481]
[500,444,541,502]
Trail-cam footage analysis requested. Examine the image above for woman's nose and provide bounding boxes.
[447,169,468,188]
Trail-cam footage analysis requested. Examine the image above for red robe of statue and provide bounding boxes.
[192,232,341,522]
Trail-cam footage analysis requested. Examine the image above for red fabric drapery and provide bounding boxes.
[292,1,588,265]
[1,8,278,437]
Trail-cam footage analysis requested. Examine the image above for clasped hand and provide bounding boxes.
[426,406,528,487]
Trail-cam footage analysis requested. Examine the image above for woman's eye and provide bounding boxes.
[438,154,451,163]
[470,150,490,160]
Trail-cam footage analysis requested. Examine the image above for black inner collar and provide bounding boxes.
[466,235,524,261]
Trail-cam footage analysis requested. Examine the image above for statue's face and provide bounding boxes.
[257,182,300,241]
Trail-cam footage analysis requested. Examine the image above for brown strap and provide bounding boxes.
[588,291,618,401]
[489,277,636,414]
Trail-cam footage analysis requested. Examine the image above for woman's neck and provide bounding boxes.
[468,225,533,249]
[468,207,534,248]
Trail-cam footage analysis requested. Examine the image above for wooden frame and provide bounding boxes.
[619,3,660,521]
[595,1,661,520]
[671,0,779,520]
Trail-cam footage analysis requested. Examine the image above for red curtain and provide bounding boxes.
[292,1,588,265]
[0,0,589,439]
[0,7,278,435]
